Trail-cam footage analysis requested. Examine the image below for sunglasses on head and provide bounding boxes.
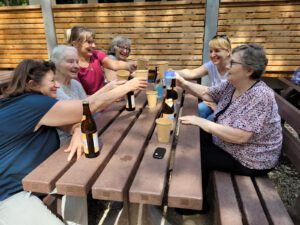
[212,35,231,44]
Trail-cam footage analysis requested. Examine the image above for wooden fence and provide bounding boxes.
[53,0,205,70]
[0,0,300,76]
[219,0,300,76]
[0,5,48,69]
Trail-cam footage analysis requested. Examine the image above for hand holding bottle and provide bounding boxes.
[126,77,148,91]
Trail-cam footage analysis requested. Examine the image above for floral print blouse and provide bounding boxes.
[208,80,282,170]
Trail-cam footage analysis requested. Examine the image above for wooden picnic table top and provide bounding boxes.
[22,89,203,216]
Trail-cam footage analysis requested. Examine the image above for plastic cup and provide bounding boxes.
[156,117,172,143]
[116,70,129,80]
[135,70,148,79]
[137,59,148,70]
[146,90,158,109]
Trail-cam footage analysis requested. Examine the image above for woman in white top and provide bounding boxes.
[177,35,232,120]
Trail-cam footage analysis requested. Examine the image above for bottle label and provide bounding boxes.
[81,115,86,121]
[126,95,135,109]
[82,132,99,154]
[165,99,173,108]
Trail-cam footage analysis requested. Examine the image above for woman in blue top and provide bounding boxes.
[176,35,231,120]
[0,59,147,225]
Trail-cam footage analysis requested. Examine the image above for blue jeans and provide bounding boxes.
[198,102,214,121]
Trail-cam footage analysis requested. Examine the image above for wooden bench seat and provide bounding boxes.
[213,89,300,225]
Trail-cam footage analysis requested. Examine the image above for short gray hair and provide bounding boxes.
[232,44,268,79]
[107,35,131,56]
[51,45,78,64]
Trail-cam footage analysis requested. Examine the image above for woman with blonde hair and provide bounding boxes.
[177,35,232,120]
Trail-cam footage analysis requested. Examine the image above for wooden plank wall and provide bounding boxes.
[53,0,205,70]
[0,5,48,69]
[218,0,300,77]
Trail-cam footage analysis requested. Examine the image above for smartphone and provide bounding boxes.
[153,147,166,159]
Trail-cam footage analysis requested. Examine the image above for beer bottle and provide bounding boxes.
[125,75,135,111]
[170,79,178,104]
[162,89,175,133]
[81,100,100,158]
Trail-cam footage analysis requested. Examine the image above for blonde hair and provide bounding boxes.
[65,26,95,45]
[209,36,231,51]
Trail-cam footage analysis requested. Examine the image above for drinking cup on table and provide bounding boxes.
[146,90,158,109]
[156,118,172,143]
[135,70,148,79]
[137,59,148,70]
[116,70,130,80]
[157,61,168,79]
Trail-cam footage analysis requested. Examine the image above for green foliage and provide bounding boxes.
[0,0,28,6]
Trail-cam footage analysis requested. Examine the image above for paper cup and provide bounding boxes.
[137,59,148,70]
[156,117,172,143]
[116,70,129,80]
[157,61,168,79]
[135,70,148,79]
[146,90,158,109]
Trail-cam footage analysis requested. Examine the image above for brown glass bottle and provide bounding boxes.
[81,100,100,158]
[162,89,175,121]
[125,75,135,111]
[170,79,178,103]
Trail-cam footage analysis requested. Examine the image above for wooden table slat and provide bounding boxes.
[55,92,147,196]
[22,146,74,193]
[129,89,183,205]
[92,92,163,201]
[168,94,202,210]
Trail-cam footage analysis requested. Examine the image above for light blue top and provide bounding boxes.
[56,79,87,145]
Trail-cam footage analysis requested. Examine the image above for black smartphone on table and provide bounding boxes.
[153,147,166,159]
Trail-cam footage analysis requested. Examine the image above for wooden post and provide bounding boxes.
[39,0,57,58]
[202,0,220,86]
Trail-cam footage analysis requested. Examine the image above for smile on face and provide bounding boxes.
[56,50,80,80]
[115,45,130,61]
[37,70,60,98]
[226,52,248,85]
[210,47,230,65]
[77,37,96,58]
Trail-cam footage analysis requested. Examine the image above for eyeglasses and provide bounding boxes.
[229,60,243,68]
[117,45,130,52]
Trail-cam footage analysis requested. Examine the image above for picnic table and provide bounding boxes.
[22,89,202,225]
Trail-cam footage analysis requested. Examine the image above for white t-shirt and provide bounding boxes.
[204,60,228,86]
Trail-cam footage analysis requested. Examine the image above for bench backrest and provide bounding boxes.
[275,92,300,172]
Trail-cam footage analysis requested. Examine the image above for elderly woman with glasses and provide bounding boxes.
[176,35,232,120]
[175,44,282,214]
[104,35,132,82]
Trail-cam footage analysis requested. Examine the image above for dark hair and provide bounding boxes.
[232,44,268,79]
[2,59,56,98]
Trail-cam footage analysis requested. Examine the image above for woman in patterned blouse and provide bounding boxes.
[176,44,282,214]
